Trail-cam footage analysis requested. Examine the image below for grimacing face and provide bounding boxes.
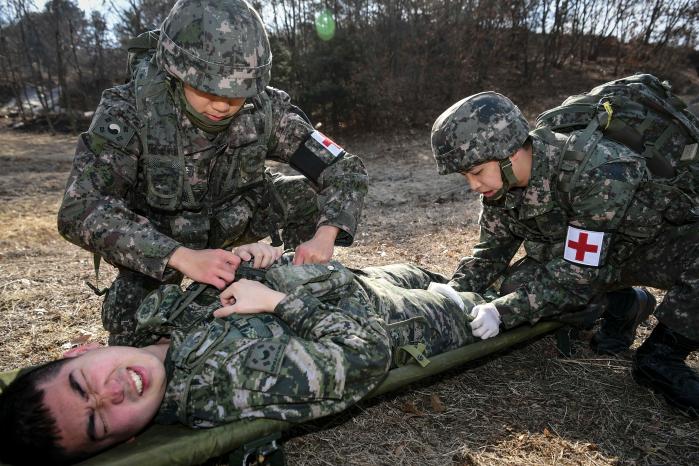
[40,345,167,455]
[183,84,246,121]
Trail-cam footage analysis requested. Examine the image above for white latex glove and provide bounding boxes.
[469,303,501,339]
[427,282,464,311]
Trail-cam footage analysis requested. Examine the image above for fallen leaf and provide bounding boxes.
[430,393,446,413]
[400,401,424,416]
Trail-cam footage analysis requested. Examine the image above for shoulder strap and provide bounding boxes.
[555,115,605,213]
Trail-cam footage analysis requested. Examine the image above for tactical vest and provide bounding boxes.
[126,30,274,215]
[133,257,360,346]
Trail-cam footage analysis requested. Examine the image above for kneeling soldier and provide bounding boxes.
[431,90,699,416]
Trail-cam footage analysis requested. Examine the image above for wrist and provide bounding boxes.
[167,246,190,271]
[314,225,340,242]
[267,290,287,312]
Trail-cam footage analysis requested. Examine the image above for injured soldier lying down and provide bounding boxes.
[0,243,508,465]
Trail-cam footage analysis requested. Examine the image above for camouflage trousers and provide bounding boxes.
[617,222,699,341]
[103,173,319,346]
[498,221,699,341]
[497,257,633,329]
[355,264,485,365]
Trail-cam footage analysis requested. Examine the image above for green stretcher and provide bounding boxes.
[0,322,562,466]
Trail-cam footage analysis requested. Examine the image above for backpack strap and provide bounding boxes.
[127,30,161,78]
[555,114,605,213]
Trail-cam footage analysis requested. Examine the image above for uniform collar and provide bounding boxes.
[510,135,559,219]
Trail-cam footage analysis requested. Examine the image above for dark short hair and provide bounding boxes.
[0,358,87,465]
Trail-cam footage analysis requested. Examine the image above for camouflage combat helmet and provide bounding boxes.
[431,92,530,175]
[157,0,272,98]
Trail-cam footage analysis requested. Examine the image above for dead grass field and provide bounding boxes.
[0,129,698,465]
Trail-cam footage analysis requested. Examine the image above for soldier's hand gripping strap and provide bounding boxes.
[290,130,346,183]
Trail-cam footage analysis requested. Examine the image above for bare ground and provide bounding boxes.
[0,129,697,465]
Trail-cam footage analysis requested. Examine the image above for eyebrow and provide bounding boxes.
[69,372,97,441]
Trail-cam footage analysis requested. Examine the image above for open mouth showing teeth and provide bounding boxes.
[128,369,143,395]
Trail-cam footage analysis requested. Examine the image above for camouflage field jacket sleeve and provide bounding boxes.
[57,83,181,279]
[265,88,368,245]
[158,286,391,427]
[492,138,647,328]
[448,201,523,294]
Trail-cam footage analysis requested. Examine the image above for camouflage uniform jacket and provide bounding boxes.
[57,74,368,280]
[449,128,697,328]
[135,257,477,427]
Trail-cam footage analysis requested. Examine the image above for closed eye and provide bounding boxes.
[69,372,87,400]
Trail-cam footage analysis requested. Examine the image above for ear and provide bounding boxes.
[62,342,103,359]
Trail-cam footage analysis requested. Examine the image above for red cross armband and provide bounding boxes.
[290,130,346,183]
[563,226,611,267]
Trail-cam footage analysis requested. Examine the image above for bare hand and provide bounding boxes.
[168,247,241,289]
[233,242,282,268]
[293,225,339,265]
[215,279,287,317]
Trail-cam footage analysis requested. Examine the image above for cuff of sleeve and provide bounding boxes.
[447,280,466,292]
[138,239,182,280]
[274,286,324,336]
[317,212,355,246]
[491,289,532,328]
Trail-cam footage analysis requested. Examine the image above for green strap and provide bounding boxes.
[499,158,519,186]
[556,113,603,212]
[169,283,209,325]
[261,92,274,143]
[398,343,430,368]
[85,253,109,296]
[530,127,558,145]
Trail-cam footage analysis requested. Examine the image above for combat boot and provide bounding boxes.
[632,323,699,417]
[590,287,656,355]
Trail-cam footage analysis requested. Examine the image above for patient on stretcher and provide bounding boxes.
[0,244,492,465]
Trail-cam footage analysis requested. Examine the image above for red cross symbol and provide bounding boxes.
[567,232,599,261]
[320,136,334,148]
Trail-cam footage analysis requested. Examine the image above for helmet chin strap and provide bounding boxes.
[490,157,519,200]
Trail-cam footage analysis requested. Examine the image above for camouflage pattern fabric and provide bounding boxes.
[100,173,317,346]
[157,0,272,98]
[431,92,530,175]
[448,128,699,340]
[102,268,183,346]
[58,75,367,346]
[133,258,482,427]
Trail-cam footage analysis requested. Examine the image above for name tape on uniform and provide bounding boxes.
[311,130,344,158]
[564,226,604,266]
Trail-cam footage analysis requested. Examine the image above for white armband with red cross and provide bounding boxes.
[563,226,606,267]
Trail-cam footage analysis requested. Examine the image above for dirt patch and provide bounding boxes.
[0,128,697,465]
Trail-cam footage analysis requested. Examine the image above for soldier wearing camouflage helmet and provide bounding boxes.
[430,87,699,416]
[0,243,486,464]
[58,0,369,346]
[432,91,530,199]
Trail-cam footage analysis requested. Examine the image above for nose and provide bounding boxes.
[464,173,480,190]
[210,99,230,113]
[97,380,125,406]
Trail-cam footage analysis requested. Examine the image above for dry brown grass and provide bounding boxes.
[0,129,697,465]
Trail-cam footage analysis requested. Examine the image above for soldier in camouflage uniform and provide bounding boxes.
[57,0,368,346]
[0,245,483,464]
[431,91,699,416]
